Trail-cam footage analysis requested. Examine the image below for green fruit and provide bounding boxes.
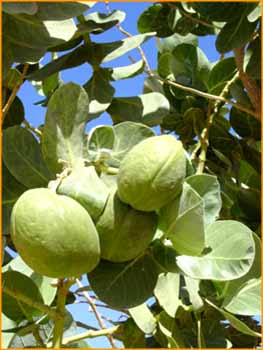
[96,191,157,262]
[11,188,100,278]
[117,135,186,211]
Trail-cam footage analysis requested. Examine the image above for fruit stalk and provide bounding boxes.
[52,279,71,348]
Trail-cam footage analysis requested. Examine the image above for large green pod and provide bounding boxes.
[11,188,100,278]
[117,135,186,211]
[96,191,157,262]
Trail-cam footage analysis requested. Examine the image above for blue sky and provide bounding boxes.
[16,2,238,348]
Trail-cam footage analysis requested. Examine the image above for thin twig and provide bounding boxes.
[154,75,258,118]
[3,285,60,320]
[23,119,42,138]
[106,1,257,120]
[76,279,116,347]
[2,64,30,122]
[196,72,240,174]
[105,1,152,75]
[32,327,46,348]
[61,326,119,346]
[233,46,261,121]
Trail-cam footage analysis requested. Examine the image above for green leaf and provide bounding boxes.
[223,278,261,316]
[3,68,22,90]
[3,13,76,63]
[152,239,179,273]
[3,270,44,321]
[208,57,237,95]
[83,69,115,119]
[157,311,186,348]
[230,107,261,140]
[88,254,159,309]
[129,303,157,334]
[108,93,170,126]
[2,95,24,130]
[185,174,221,226]
[184,277,204,311]
[160,182,205,256]
[157,32,198,54]
[206,299,261,337]
[2,204,13,236]
[109,121,155,167]
[86,33,155,65]
[78,10,126,34]
[87,125,115,160]
[2,3,38,15]
[3,256,57,307]
[120,319,146,348]
[154,272,181,317]
[27,45,89,81]
[42,82,90,173]
[35,2,93,20]
[247,3,261,22]
[137,4,173,37]
[216,17,257,54]
[177,220,255,281]
[106,60,145,81]
[3,162,27,206]
[57,166,110,221]
[221,233,261,315]
[192,3,257,22]
[244,37,261,80]
[3,126,51,188]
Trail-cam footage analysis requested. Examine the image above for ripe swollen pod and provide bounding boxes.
[11,188,100,278]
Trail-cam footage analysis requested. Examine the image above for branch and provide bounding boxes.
[3,285,60,320]
[233,47,261,121]
[154,75,258,118]
[23,119,42,139]
[196,72,240,174]
[105,1,152,75]
[62,326,119,346]
[2,64,29,123]
[76,279,116,348]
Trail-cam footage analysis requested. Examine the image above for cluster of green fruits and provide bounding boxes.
[11,135,187,278]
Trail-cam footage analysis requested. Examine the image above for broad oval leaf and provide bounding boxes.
[129,303,157,334]
[3,126,51,188]
[3,163,27,206]
[3,270,44,321]
[185,174,221,226]
[223,278,261,316]
[206,299,261,337]
[78,10,126,34]
[83,69,115,120]
[108,93,170,126]
[216,17,257,53]
[107,60,145,81]
[86,33,155,65]
[109,121,155,167]
[35,2,93,20]
[42,82,90,173]
[88,254,159,309]
[208,57,237,95]
[87,125,115,161]
[154,272,181,317]
[221,233,261,316]
[177,220,255,281]
[160,182,205,256]
[2,3,38,15]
